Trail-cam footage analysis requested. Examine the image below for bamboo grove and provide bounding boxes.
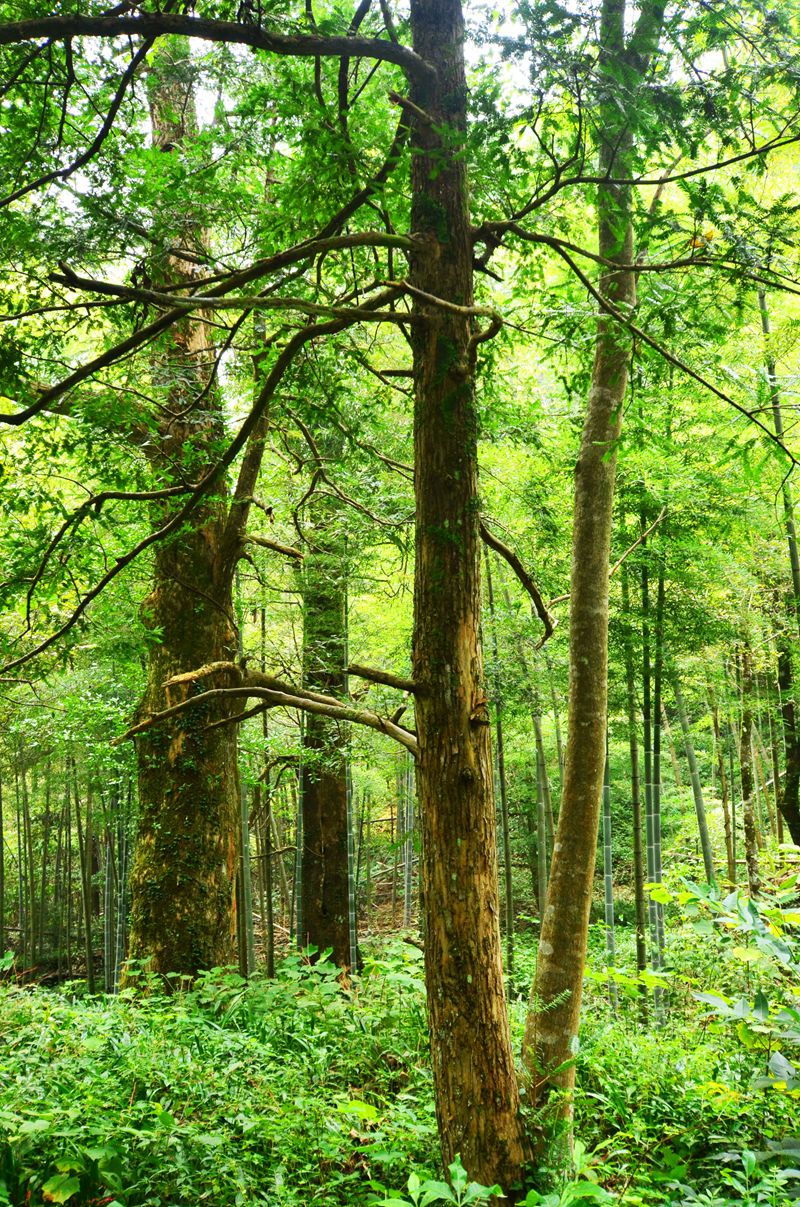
[2,0,800,1196]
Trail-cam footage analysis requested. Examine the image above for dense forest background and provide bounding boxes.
[3,1,800,1204]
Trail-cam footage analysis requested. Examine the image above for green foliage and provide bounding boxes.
[0,946,437,1206]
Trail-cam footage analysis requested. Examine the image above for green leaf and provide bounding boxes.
[42,1173,81,1204]
[419,1179,457,1205]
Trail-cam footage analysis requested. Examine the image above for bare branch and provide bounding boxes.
[551,243,799,467]
[0,13,435,84]
[247,535,305,561]
[347,663,416,692]
[479,521,555,646]
[548,507,667,606]
[115,662,418,755]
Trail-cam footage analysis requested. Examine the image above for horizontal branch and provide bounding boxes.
[0,13,435,83]
[51,267,415,324]
[347,663,416,693]
[115,662,418,755]
[479,521,555,646]
[246,535,305,561]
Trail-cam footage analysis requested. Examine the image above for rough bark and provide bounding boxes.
[409,0,526,1185]
[127,41,240,977]
[299,497,351,966]
[526,0,665,1112]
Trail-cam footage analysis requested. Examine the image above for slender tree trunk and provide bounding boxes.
[601,741,618,1013]
[766,700,785,848]
[651,564,666,964]
[760,291,800,846]
[660,702,684,790]
[485,549,514,973]
[544,649,565,784]
[621,565,647,1003]
[777,635,800,844]
[409,0,526,1182]
[74,778,94,992]
[740,646,761,897]
[527,0,665,1114]
[536,745,549,916]
[708,680,735,883]
[673,674,715,883]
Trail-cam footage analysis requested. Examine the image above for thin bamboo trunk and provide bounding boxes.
[740,646,761,897]
[602,742,618,1013]
[660,702,684,790]
[621,565,648,1010]
[708,681,735,883]
[485,549,514,972]
[673,674,715,883]
[73,777,94,992]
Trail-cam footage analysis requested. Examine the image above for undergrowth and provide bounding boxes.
[1,889,800,1207]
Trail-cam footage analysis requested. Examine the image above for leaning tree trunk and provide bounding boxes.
[409,0,526,1186]
[526,0,665,1114]
[127,41,240,978]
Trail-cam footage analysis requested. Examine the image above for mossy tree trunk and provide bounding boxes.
[127,41,243,978]
[300,476,350,967]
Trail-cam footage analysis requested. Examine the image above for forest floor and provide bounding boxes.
[1,877,800,1207]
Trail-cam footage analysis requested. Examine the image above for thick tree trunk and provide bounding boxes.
[409,0,526,1185]
[299,498,350,967]
[127,41,240,978]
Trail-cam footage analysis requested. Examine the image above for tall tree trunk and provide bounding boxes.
[760,290,800,846]
[708,679,735,883]
[673,673,715,883]
[127,40,241,978]
[526,0,665,1112]
[740,645,761,896]
[651,562,666,964]
[409,0,526,1183]
[299,490,350,966]
[777,635,800,844]
[621,565,647,1003]
[485,549,514,973]
[601,741,618,1013]
[660,702,684,790]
